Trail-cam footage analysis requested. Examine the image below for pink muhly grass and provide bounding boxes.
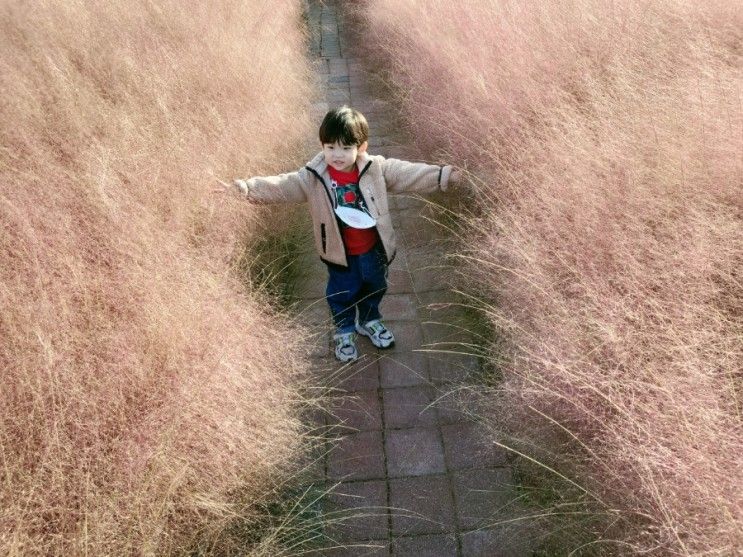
[352,0,742,553]
[1,0,318,554]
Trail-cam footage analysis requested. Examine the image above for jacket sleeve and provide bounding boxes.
[240,169,308,204]
[382,157,454,194]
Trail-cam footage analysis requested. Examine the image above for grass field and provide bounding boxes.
[0,0,321,554]
[350,0,742,553]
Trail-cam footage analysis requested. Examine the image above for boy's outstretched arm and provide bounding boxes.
[215,170,308,204]
[382,157,460,194]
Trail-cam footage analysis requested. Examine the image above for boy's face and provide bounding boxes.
[322,140,368,173]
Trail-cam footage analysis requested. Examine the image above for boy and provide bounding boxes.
[225,106,460,362]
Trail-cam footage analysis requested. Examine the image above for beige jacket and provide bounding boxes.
[240,151,454,267]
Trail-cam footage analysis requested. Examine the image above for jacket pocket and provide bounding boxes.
[320,223,327,253]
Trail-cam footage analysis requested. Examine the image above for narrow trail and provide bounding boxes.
[299,2,533,555]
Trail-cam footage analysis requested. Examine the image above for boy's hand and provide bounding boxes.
[233,179,248,195]
[449,168,462,184]
[212,178,247,196]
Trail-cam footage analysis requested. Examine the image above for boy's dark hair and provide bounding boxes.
[319,106,369,146]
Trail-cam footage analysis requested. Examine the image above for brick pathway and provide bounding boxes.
[301,2,533,555]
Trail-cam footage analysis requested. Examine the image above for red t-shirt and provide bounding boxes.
[327,165,379,255]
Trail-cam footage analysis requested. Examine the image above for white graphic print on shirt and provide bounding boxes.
[331,180,370,227]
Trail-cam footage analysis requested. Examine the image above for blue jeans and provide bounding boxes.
[326,245,388,334]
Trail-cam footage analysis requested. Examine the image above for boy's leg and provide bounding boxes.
[326,257,363,334]
[355,244,394,348]
[356,245,388,326]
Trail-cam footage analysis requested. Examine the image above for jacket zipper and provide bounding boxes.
[365,187,380,216]
[306,160,377,261]
[358,160,372,180]
[356,161,395,264]
[305,166,336,209]
[357,161,377,215]
[306,166,336,256]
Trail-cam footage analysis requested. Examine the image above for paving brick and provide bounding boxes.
[305,540,390,556]
[421,320,476,346]
[383,320,424,352]
[427,352,482,384]
[388,248,409,270]
[370,135,401,151]
[441,422,509,470]
[400,220,448,250]
[305,397,328,428]
[299,443,327,482]
[347,72,367,84]
[387,196,401,211]
[393,209,427,237]
[351,99,392,113]
[349,85,372,98]
[403,236,443,263]
[328,430,385,480]
[332,358,380,392]
[382,386,438,429]
[391,533,458,557]
[393,194,426,211]
[367,120,397,136]
[386,268,414,294]
[328,390,383,432]
[347,61,366,75]
[392,211,428,239]
[432,386,486,424]
[327,91,351,104]
[326,83,350,94]
[311,100,331,117]
[389,475,456,535]
[386,428,445,477]
[292,299,332,328]
[313,56,330,71]
[460,526,534,557]
[329,59,348,72]
[354,111,387,125]
[294,259,330,299]
[296,281,329,300]
[379,351,429,388]
[305,332,332,361]
[414,291,471,322]
[377,145,417,159]
[409,264,453,293]
[452,468,517,530]
[323,480,389,541]
[380,293,418,321]
[349,75,368,87]
[352,338,381,363]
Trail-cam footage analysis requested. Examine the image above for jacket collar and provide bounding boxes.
[355,151,372,172]
[307,151,327,175]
